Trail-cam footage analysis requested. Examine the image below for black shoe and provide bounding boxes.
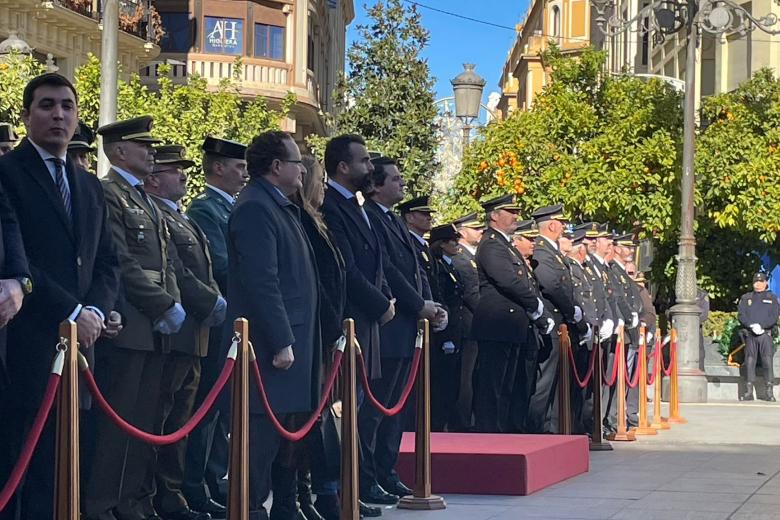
[359,501,382,518]
[741,383,755,401]
[163,509,211,520]
[380,479,413,497]
[361,484,399,505]
[767,384,776,402]
[313,495,340,520]
[192,499,226,519]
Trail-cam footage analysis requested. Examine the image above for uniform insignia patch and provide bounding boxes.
[470,260,477,269]
[449,272,458,283]
[748,300,752,306]
[422,251,429,262]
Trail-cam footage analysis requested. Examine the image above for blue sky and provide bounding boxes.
[346,0,530,105]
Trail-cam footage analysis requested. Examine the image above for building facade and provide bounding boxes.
[0,0,160,80]
[141,0,354,140]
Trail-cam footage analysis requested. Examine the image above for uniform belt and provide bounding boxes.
[142,269,163,284]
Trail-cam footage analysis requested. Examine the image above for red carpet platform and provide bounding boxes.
[396,433,589,495]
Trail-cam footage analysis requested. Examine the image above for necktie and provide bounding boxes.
[49,158,72,219]
[135,184,158,220]
[351,196,371,227]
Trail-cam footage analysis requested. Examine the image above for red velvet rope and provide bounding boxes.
[82,357,235,446]
[625,349,642,389]
[646,348,659,386]
[0,371,60,511]
[602,338,621,387]
[358,346,422,417]
[663,340,675,376]
[251,350,344,442]
[567,340,598,389]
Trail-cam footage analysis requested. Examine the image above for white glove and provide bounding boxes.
[579,323,593,345]
[544,317,555,335]
[599,319,614,341]
[529,298,544,321]
[573,305,583,323]
[646,331,653,344]
[616,318,625,334]
[750,323,765,336]
[154,303,186,335]
[442,341,456,354]
[630,312,639,329]
[202,296,227,327]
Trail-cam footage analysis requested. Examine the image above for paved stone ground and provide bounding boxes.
[380,402,780,520]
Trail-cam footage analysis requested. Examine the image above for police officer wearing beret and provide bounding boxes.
[184,136,247,510]
[86,115,187,520]
[145,145,227,519]
[0,123,18,156]
[738,272,780,402]
[472,195,553,433]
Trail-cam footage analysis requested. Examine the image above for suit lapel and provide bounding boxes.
[331,190,377,250]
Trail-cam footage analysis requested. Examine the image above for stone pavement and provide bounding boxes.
[381,401,780,520]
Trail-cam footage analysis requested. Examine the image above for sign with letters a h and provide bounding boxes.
[204,16,243,55]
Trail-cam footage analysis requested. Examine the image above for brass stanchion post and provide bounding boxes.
[607,328,635,442]
[632,324,656,436]
[398,319,446,510]
[340,319,359,520]
[667,328,687,424]
[54,320,80,520]
[590,328,612,451]
[650,333,670,430]
[228,319,249,520]
[557,324,572,435]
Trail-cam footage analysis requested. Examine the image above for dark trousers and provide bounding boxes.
[527,332,560,434]
[570,344,592,435]
[509,347,539,433]
[454,338,478,431]
[746,333,775,383]
[430,343,462,432]
[475,341,532,433]
[357,357,409,491]
[183,329,230,507]
[625,347,640,425]
[152,353,201,514]
[84,349,165,520]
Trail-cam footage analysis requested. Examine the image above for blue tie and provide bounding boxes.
[49,158,72,219]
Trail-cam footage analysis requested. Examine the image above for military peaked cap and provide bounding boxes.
[397,195,431,215]
[430,223,460,243]
[97,115,161,144]
[452,212,484,229]
[614,233,637,247]
[570,229,587,245]
[202,136,247,160]
[574,221,607,238]
[154,144,195,169]
[68,121,96,152]
[0,123,18,143]
[754,272,769,282]
[482,194,521,213]
[513,219,539,238]
[531,203,565,223]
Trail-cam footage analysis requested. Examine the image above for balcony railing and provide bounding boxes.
[58,0,163,42]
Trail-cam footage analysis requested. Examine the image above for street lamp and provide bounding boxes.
[591,0,780,403]
[451,63,486,150]
[0,32,33,55]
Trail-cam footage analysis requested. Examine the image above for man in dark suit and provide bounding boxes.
[451,214,482,431]
[472,195,553,434]
[224,131,320,520]
[146,145,226,520]
[0,73,120,520]
[362,157,436,503]
[184,137,247,510]
[85,116,187,520]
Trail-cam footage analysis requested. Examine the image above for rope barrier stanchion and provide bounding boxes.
[356,336,421,417]
[650,333,670,431]
[54,320,80,519]
[557,324,572,435]
[589,328,612,452]
[632,324,657,436]
[667,328,687,424]
[228,319,250,520]
[398,319,446,511]
[0,350,63,512]
[607,328,635,442]
[340,319,359,520]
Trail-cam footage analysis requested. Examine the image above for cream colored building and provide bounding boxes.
[0,0,160,80]
[140,0,354,140]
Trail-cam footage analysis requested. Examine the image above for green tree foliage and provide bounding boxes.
[74,54,295,204]
[0,51,46,133]
[311,0,439,194]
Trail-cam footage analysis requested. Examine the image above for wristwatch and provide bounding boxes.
[14,276,32,296]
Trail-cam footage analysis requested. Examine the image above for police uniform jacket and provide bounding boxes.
[610,262,643,345]
[587,255,620,325]
[410,232,438,301]
[186,186,232,293]
[102,169,180,352]
[451,246,479,339]
[531,236,576,325]
[154,197,221,357]
[567,257,598,328]
[583,255,614,328]
[434,255,465,345]
[366,199,430,359]
[471,228,541,346]
[738,290,780,332]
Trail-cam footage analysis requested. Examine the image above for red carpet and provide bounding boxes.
[396,433,589,495]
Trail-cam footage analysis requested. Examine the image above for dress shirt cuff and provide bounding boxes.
[84,306,105,323]
[68,304,84,322]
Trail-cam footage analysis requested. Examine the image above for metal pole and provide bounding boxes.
[462,121,471,152]
[669,0,707,403]
[97,0,119,177]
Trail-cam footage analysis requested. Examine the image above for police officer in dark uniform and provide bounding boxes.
[738,272,780,401]
[67,120,97,172]
[472,195,554,433]
[429,223,465,431]
[398,196,437,299]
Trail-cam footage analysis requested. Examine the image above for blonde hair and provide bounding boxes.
[298,154,327,234]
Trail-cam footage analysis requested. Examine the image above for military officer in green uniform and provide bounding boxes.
[85,116,186,520]
[183,136,247,510]
[145,145,227,520]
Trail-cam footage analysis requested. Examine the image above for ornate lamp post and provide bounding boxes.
[450,64,486,150]
[591,0,780,402]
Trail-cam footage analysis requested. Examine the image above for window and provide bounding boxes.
[159,13,192,52]
[254,23,285,60]
[204,17,244,55]
[551,6,561,39]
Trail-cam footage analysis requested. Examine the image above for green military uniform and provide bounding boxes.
[187,188,231,291]
[84,117,182,520]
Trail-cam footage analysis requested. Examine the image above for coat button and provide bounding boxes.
[77,256,82,267]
